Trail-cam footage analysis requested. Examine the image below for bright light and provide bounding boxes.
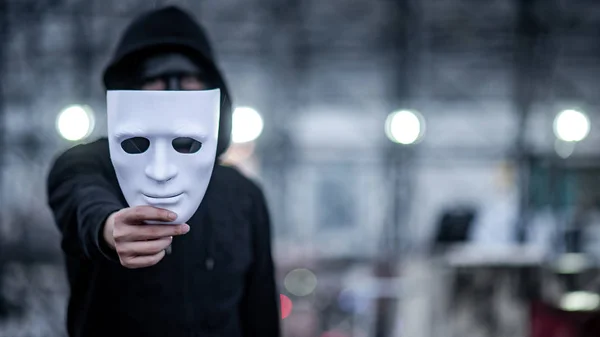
[554,253,589,274]
[284,268,318,297]
[232,107,264,143]
[560,291,600,311]
[553,109,590,142]
[56,105,95,141]
[385,109,425,144]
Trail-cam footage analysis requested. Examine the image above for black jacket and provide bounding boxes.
[45,6,280,337]
[47,138,280,337]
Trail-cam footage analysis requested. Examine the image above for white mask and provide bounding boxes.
[107,89,221,225]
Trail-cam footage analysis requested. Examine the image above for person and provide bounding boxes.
[46,6,280,337]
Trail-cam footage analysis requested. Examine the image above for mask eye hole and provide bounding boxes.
[172,137,202,154]
[121,137,150,154]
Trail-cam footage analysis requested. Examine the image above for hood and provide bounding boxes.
[102,6,232,157]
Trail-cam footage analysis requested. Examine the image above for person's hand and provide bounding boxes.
[103,206,190,269]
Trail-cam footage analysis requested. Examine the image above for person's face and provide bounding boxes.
[141,75,205,90]
[136,52,208,91]
[107,53,220,225]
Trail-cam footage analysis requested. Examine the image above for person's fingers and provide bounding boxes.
[130,224,189,241]
[120,250,166,269]
[118,205,177,224]
[113,223,189,243]
[116,237,172,256]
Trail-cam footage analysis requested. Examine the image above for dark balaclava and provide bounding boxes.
[139,52,200,90]
[125,50,218,91]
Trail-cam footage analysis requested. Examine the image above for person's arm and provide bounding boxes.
[239,186,281,337]
[46,142,124,262]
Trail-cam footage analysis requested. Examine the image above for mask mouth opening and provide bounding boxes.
[142,192,184,199]
[142,192,185,205]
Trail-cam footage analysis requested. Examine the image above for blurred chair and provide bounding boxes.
[432,207,477,252]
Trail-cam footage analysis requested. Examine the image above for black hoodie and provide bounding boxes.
[46,6,280,337]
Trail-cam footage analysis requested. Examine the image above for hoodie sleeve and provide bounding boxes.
[46,143,124,263]
[239,186,281,337]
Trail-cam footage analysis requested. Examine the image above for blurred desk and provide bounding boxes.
[427,245,545,337]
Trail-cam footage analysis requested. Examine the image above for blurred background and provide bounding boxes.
[3,0,600,336]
